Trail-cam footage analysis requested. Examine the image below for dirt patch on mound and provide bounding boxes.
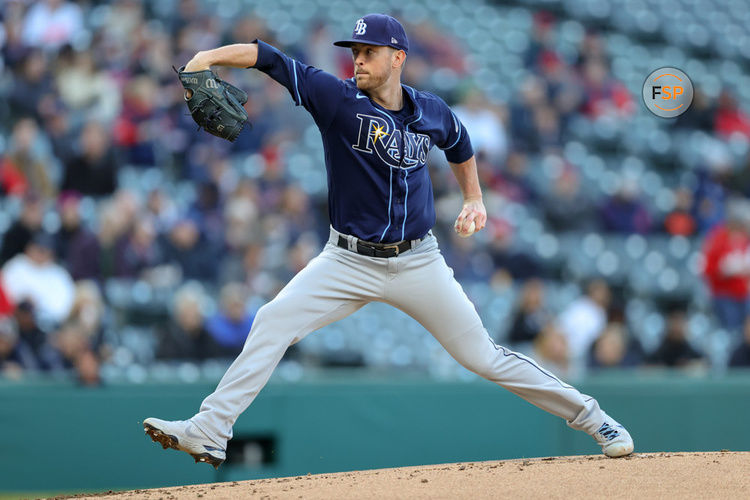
[65,452,749,499]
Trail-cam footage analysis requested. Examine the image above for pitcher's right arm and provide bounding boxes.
[186,40,344,130]
[184,43,259,71]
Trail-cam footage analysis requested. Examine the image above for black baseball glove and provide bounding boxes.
[176,66,249,142]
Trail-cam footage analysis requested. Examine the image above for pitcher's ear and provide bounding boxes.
[393,49,406,69]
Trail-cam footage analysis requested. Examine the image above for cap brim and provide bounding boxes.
[334,39,390,48]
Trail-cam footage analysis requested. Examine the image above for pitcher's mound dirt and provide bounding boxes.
[69,451,748,499]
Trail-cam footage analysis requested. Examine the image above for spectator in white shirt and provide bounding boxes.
[21,0,84,51]
[2,232,75,326]
[453,89,508,164]
[558,279,611,368]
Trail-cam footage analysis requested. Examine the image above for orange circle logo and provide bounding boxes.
[642,67,693,118]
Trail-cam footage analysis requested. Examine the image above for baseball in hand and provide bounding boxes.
[456,220,476,238]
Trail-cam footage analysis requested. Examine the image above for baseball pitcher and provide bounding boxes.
[144,14,634,468]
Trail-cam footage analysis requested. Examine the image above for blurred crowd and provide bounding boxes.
[2,0,750,384]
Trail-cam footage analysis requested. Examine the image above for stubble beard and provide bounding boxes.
[355,68,389,91]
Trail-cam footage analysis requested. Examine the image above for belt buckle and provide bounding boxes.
[382,243,400,256]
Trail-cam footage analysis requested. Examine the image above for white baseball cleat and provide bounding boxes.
[143,417,226,469]
[593,413,634,458]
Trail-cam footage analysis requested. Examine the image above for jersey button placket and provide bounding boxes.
[388,122,403,282]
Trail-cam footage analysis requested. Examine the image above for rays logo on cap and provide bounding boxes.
[354,19,367,35]
[333,14,409,53]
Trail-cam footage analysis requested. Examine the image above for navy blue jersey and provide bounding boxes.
[253,40,474,243]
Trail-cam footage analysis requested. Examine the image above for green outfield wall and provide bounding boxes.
[1,371,749,494]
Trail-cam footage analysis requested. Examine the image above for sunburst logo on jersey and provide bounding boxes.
[371,123,389,143]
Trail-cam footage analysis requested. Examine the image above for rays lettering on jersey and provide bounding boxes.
[352,114,430,168]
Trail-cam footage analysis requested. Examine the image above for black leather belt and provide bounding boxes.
[337,234,427,258]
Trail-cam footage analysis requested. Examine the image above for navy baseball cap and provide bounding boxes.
[334,14,409,53]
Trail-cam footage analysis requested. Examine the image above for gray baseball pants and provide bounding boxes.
[191,227,606,446]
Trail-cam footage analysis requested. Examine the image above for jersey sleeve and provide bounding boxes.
[433,96,474,164]
[252,40,343,130]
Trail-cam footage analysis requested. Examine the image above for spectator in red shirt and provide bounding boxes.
[714,89,750,140]
[702,199,750,332]
[579,59,634,119]
[0,279,14,317]
[663,187,697,237]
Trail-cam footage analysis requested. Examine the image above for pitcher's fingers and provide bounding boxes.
[460,211,478,233]
[474,212,487,231]
[454,210,470,231]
